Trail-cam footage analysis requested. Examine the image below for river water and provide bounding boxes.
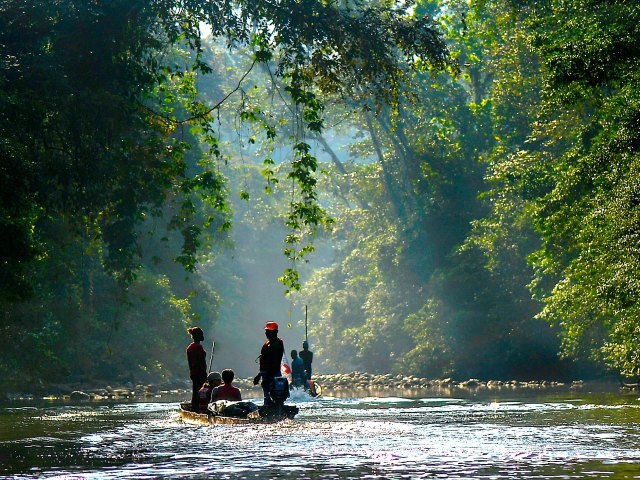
[2,387,640,479]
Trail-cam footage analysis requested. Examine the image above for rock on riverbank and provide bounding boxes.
[2,371,622,401]
[284,372,583,391]
[4,381,194,402]
[233,372,617,393]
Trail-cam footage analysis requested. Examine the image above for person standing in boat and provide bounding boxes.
[211,368,242,401]
[253,321,284,405]
[290,350,306,388]
[186,326,207,412]
[299,340,313,380]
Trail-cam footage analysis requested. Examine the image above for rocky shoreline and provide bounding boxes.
[1,371,630,401]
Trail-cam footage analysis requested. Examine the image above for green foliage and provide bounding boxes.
[0,0,228,298]
[471,0,640,377]
[1,0,450,300]
[0,226,219,390]
[8,0,640,385]
[300,0,579,380]
[0,0,453,387]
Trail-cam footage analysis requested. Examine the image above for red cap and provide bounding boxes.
[265,321,279,331]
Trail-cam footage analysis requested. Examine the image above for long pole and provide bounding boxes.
[305,305,308,342]
[208,337,216,373]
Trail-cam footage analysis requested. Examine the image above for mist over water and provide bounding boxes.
[2,389,640,479]
[202,182,335,378]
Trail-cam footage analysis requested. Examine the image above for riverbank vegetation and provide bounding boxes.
[2,0,639,391]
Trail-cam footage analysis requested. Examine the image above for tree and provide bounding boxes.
[474,0,640,377]
[0,0,452,387]
[302,0,571,379]
[0,0,451,299]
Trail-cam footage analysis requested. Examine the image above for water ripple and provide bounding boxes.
[3,393,640,478]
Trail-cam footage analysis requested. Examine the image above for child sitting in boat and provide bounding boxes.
[198,371,222,412]
[210,369,242,402]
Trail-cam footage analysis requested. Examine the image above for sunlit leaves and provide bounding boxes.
[473,0,640,377]
[1,0,454,303]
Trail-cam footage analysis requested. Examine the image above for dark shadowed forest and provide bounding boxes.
[2,0,640,391]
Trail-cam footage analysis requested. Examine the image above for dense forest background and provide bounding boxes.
[2,0,639,391]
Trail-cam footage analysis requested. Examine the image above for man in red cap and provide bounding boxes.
[253,321,285,405]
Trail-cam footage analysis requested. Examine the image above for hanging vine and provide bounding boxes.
[278,71,335,294]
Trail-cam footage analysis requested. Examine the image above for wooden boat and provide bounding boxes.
[179,401,299,425]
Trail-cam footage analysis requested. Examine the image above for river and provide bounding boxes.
[2,387,640,479]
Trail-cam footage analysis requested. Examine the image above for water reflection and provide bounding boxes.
[1,391,640,478]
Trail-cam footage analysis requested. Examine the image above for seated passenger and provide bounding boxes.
[198,371,222,412]
[211,368,242,402]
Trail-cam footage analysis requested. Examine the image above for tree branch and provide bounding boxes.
[139,59,258,126]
